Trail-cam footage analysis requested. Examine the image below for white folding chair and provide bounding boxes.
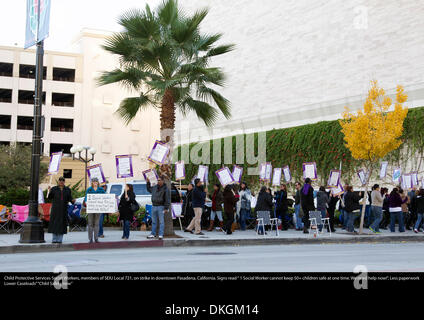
[256,211,279,236]
[309,210,331,237]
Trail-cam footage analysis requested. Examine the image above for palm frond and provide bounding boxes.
[179,97,219,127]
[207,44,235,57]
[115,94,156,125]
[197,85,231,119]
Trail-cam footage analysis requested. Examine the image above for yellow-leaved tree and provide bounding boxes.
[339,80,408,234]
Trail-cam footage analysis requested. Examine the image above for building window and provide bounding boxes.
[0,115,11,129]
[51,118,74,132]
[53,68,75,82]
[18,90,46,105]
[0,89,12,103]
[17,116,33,130]
[0,63,13,77]
[52,93,74,107]
[19,64,46,79]
[50,143,72,155]
[63,169,72,179]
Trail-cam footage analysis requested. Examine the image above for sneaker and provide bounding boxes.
[147,235,155,239]
[369,226,375,233]
[375,231,382,234]
[414,229,418,233]
[158,236,163,240]
[195,232,204,235]
[184,229,192,233]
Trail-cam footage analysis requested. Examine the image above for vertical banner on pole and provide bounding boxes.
[25,0,51,49]
[282,166,291,183]
[272,168,282,186]
[379,161,388,179]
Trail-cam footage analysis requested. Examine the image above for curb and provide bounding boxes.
[1,235,424,254]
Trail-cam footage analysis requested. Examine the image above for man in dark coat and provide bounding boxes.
[275,184,289,230]
[300,178,315,234]
[47,177,75,243]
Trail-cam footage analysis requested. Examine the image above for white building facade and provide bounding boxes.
[0,29,160,183]
[175,0,424,144]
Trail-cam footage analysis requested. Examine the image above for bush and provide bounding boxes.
[0,188,30,206]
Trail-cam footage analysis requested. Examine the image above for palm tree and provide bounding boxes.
[98,0,234,235]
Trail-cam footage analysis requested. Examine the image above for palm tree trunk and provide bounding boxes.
[159,89,176,236]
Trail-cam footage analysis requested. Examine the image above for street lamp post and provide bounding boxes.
[70,145,96,191]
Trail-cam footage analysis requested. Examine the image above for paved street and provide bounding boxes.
[1,242,423,272]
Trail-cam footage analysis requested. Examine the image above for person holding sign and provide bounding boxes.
[208,184,224,232]
[118,184,136,240]
[275,184,289,231]
[300,178,315,234]
[83,178,106,243]
[146,176,170,240]
[222,184,240,235]
[239,182,252,231]
[47,177,75,244]
[185,179,206,235]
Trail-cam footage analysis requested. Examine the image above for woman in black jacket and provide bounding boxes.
[254,186,273,234]
[118,184,136,240]
[182,183,195,226]
[222,184,239,235]
[300,178,315,234]
[344,186,363,234]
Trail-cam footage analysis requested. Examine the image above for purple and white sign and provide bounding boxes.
[143,169,159,186]
[380,161,388,179]
[115,155,133,179]
[215,167,234,186]
[401,174,413,189]
[264,162,272,181]
[171,203,183,219]
[411,172,419,187]
[87,164,106,185]
[303,162,317,180]
[357,169,367,186]
[331,183,344,196]
[282,166,291,183]
[232,165,243,184]
[328,170,341,188]
[259,163,266,181]
[393,168,402,183]
[272,168,282,186]
[197,165,209,183]
[175,161,185,181]
[147,140,170,165]
[48,151,62,175]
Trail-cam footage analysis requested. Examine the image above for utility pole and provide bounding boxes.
[20,2,45,243]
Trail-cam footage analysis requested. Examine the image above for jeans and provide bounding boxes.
[369,206,382,232]
[151,205,165,237]
[239,208,250,231]
[294,204,304,229]
[347,211,358,232]
[122,220,130,238]
[414,213,423,230]
[52,233,63,243]
[87,213,101,242]
[98,213,104,236]
[210,210,223,222]
[390,211,405,232]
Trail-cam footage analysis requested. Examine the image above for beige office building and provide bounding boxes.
[0,28,160,186]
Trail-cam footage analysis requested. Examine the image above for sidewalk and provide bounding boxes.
[1,227,423,254]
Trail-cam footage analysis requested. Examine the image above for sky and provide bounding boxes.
[0,0,162,51]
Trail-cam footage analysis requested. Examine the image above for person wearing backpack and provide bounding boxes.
[146,176,170,240]
[118,184,137,240]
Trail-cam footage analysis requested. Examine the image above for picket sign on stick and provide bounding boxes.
[46,151,63,198]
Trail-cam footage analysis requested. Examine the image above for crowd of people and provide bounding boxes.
[44,175,424,243]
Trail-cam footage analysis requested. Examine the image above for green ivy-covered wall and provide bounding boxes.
[172,106,424,190]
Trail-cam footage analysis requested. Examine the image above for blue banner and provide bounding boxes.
[24,0,51,49]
